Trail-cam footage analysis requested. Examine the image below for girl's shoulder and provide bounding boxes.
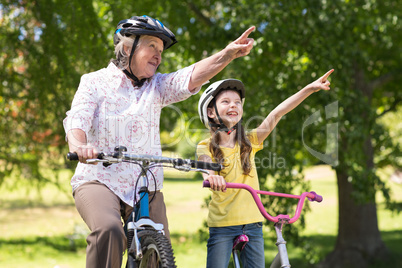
[197,137,212,147]
[246,129,263,149]
[245,129,257,141]
[196,137,212,158]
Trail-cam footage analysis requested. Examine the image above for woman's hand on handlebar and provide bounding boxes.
[73,144,99,165]
[67,129,98,164]
[205,175,226,192]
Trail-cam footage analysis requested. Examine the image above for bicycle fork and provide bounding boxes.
[270,221,291,268]
[127,172,165,261]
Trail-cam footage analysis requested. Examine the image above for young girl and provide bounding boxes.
[197,69,334,267]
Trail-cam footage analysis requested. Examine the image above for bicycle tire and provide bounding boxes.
[135,229,176,268]
[126,254,136,268]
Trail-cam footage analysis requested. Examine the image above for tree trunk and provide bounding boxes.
[317,171,388,268]
[318,134,389,267]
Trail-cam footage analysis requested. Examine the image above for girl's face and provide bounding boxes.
[125,35,164,80]
[208,90,243,128]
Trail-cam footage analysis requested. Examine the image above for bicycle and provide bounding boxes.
[203,181,323,268]
[67,146,222,268]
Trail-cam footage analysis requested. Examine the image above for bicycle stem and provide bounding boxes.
[274,222,291,268]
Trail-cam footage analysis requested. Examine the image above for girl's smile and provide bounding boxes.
[208,90,243,128]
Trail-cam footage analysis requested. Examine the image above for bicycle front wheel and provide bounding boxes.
[136,230,176,268]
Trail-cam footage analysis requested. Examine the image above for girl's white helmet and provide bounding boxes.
[198,79,245,129]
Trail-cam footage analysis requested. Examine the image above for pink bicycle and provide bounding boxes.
[203,181,323,268]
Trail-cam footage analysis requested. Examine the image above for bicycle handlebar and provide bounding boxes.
[67,152,222,172]
[203,181,322,224]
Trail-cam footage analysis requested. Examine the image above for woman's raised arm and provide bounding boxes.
[188,26,256,93]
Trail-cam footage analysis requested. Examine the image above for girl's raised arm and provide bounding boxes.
[256,69,334,144]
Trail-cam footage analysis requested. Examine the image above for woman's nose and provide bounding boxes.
[156,48,163,58]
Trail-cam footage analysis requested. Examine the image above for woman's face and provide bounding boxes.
[127,35,164,80]
[208,90,243,128]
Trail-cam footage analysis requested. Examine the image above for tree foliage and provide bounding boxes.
[1,0,401,267]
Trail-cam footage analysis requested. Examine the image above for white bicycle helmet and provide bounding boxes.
[198,79,245,130]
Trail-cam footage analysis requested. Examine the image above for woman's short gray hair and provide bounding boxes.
[112,33,142,70]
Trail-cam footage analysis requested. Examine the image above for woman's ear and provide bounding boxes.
[123,45,131,56]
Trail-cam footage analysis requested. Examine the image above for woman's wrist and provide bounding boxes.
[303,84,318,93]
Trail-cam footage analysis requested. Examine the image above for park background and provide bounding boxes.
[0,1,401,267]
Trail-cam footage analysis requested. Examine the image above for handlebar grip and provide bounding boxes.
[203,180,211,188]
[66,152,104,161]
[308,191,323,202]
[192,161,222,171]
[67,152,79,161]
[314,194,323,202]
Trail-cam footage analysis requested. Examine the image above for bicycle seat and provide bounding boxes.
[233,234,249,251]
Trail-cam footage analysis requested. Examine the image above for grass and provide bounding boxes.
[1,165,401,267]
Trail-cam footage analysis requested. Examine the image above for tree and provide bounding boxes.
[1,0,401,267]
[156,1,402,266]
[1,0,109,186]
[307,2,402,267]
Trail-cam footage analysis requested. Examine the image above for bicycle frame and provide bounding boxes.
[126,160,165,261]
[67,147,222,268]
[203,181,322,268]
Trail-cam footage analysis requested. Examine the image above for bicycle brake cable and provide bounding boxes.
[146,166,158,205]
[132,163,148,206]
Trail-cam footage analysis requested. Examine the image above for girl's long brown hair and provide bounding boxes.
[209,123,253,176]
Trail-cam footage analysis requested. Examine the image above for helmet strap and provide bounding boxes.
[124,35,147,87]
[209,101,240,135]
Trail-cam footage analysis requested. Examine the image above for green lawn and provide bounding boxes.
[1,165,401,267]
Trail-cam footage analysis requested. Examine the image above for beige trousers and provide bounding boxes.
[73,180,170,268]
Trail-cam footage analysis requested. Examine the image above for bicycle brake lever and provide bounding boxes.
[85,159,112,167]
[173,165,210,174]
[86,157,121,167]
[174,165,191,172]
[192,168,210,174]
[86,159,110,164]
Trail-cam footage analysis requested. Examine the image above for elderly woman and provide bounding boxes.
[63,15,255,268]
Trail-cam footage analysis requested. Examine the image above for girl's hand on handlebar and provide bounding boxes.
[74,144,98,165]
[205,175,226,192]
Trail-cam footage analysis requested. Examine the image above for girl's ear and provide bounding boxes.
[207,107,216,118]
